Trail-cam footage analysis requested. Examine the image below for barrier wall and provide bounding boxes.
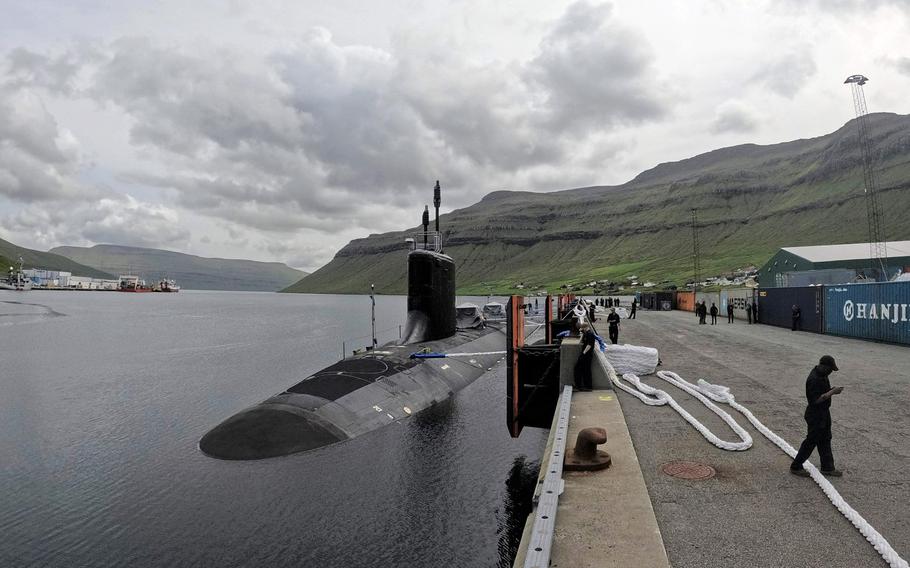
[824,281,910,345]
[756,286,824,333]
[640,292,657,310]
[721,288,757,321]
[640,291,675,310]
[676,291,695,312]
[695,292,721,317]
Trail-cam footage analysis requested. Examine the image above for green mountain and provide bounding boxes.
[285,112,910,295]
[0,237,113,279]
[50,245,306,291]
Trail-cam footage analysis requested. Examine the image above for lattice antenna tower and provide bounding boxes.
[691,208,700,292]
[844,75,888,278]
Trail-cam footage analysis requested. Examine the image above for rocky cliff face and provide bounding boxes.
[285,113,910,294]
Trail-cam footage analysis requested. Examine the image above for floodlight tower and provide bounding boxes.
[691,208,700,293]
[844,74,888,278]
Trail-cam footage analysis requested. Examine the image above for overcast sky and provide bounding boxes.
[1,1,909,271]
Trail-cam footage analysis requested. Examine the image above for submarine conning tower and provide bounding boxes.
[401,249,456,344]
[401,181,455,344]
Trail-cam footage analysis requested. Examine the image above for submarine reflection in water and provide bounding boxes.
[200,193,506,460]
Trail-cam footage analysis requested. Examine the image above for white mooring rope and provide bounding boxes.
[595,350,909,568]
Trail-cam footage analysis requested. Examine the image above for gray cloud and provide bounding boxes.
[3,195,189,250]
[749,49,817,98]
[1,2,671,247]
[526,1,670,133]
[0,85,103,202]
[892,56,910,76]
[710,100,760,134]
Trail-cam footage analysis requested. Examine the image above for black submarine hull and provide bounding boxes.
[200,249,505,460]
[199,326,504,460]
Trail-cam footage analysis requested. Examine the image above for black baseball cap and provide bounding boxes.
[819,355,838,371]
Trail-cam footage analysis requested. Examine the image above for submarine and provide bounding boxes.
[200,182,506,460]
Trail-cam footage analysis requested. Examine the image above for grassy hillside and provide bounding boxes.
[51,245,307,291]
[0,238,113,278]
[285,113,910,295]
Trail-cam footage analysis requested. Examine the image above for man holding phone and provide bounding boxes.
[790,355,844,477]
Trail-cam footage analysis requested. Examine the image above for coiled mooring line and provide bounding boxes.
[596,350,908,568]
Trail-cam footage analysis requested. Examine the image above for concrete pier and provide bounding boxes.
[515,308,910,568]
[618,310,910,568]
[513,338,670,568]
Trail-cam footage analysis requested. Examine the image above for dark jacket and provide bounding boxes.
[727,304,734,314]
[710,305,718,316]
[607,312,620,327]
[579,329,597,357]
[805,365,833,421]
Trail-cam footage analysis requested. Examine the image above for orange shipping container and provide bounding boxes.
[676,291,695,312]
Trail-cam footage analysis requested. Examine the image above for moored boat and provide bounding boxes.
[119,275,152,292]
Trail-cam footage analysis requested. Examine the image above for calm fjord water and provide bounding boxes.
[0,290,546,567]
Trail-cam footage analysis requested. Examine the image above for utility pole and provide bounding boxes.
[370,284,377,350]
[844,74,888,279]
[691,208,700,294]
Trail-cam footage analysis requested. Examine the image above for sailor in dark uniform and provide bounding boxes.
[790,355,844,477]
[607,308,621,344]
[573,322,596,391]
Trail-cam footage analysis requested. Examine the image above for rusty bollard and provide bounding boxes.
[564,427,612,471]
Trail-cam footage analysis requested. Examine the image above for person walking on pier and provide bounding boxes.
[746,302,753,324]
[628,299,637,319]
[698,301,707,325]
[607,308,621,344]
[588,301,597,323]
[709,303,718,325]
[573,322,596,391]
[791,304,802,331]
[790,355,844,477]
[727,302,734,323]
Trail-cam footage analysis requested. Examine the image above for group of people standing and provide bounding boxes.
[593,297,622,308]
[695,300,759,325]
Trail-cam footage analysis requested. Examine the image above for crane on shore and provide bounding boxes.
[844,74,888,279]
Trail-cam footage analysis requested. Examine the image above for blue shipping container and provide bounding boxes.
[824,281,910,345]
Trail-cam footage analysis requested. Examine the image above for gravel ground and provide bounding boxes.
[614,309,910,568]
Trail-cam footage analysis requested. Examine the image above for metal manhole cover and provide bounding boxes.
[660,461,716,480]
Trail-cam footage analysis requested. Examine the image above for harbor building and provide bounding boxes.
[758,240,910,288]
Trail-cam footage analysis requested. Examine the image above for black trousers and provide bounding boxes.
[747,312,752,324]
[608,326,619,344]
[791,413,834,471]
[574,353,593,390]
[628,309,636,319]
[710,314,717,324]
[728,313,734,323]
[792,317,801,331]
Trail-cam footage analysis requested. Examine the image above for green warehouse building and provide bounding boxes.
[758,241,910,288]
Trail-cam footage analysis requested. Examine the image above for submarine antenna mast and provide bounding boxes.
[422,205,430,249]
[844,74,888,279]
[433,180,441,232]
